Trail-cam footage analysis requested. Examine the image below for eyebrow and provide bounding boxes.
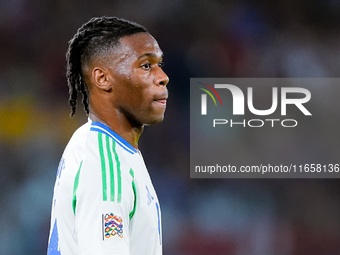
[137,52,164,60]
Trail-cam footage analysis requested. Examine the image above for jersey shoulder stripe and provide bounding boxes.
[112,136,122,203]
[72,161,83,214]
[94,127,133,206]
[129,168,137,219]
[97,132,123,203]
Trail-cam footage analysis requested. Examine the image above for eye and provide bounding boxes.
[141,63,151,70]
[158,60,164,68]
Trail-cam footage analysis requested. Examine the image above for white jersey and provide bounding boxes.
[47,120,162,255]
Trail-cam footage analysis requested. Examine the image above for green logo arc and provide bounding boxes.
[199,88,217,106]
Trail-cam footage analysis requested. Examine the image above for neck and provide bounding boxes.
[89,108,143,149]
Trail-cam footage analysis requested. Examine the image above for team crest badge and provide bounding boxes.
[103,213,123,239]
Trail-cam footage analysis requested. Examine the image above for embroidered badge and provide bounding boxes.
[103,213,123,239]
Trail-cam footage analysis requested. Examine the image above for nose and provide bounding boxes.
[155,68,169,86]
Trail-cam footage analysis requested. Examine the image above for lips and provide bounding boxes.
[154,99,167,104]
[154,91,168,105]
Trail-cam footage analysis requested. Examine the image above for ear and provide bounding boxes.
[92,67,111,92]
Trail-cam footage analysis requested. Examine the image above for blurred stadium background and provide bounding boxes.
[1,0,340,254]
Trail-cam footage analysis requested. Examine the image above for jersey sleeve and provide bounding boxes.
[74,132,135,255]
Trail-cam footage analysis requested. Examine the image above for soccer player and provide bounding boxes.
[47,16,169,255]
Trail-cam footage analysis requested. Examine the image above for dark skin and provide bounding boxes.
[83,32,169,149]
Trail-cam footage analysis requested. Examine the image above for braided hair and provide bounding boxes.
[66,16,147,117]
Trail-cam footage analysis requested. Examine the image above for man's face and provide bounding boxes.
[106,32,169,126]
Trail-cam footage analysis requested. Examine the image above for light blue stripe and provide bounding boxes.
[47,220,61,255]
[155,202,161,245]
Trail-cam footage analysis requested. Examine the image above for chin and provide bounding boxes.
[144,114,165,126]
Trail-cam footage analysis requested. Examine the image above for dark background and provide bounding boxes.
[1,0,340,254]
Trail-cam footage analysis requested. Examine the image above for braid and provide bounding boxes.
[66,17,147,117]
